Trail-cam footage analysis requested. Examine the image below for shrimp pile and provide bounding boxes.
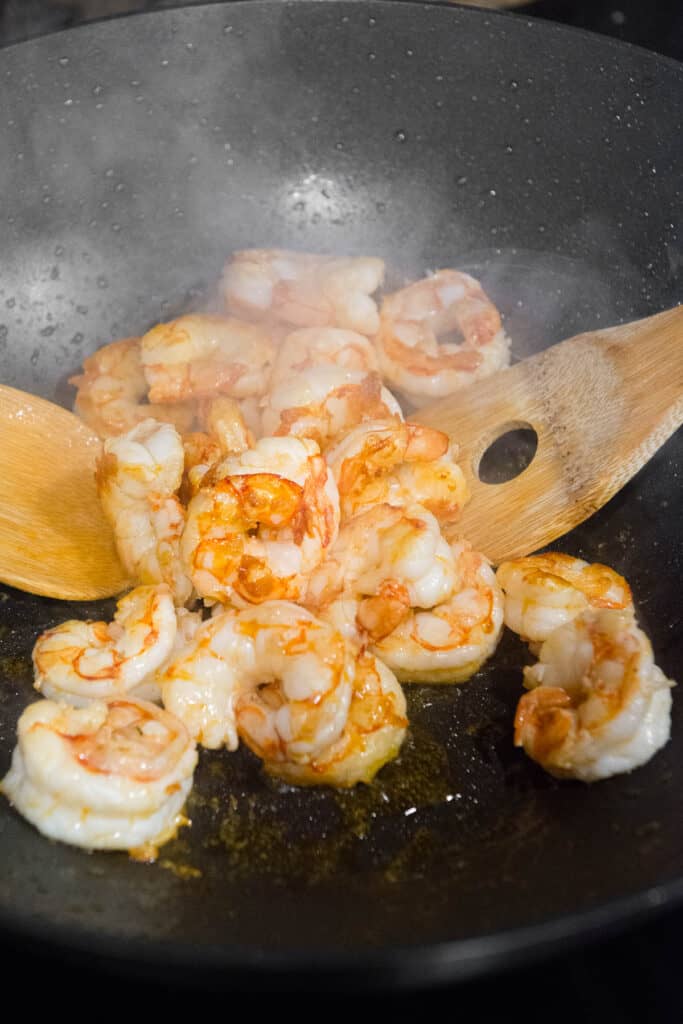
[3,248,675,859]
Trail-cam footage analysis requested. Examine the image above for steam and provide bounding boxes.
[0,0,674,404]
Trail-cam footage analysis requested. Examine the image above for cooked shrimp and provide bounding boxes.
[159,608,243,751]
[140,314,274,403]
[182,436,339,605]
[233,601,354,767]
[515,609,674,781]
[222,249,385,336]
[269,327,379,388]
[1,698,197,856]
[261,368,403,450]
[96,419,193,605]
[326,419,469,524]
[70,336,195,439]
[32,584,177,707]
[306,503,459,654]
[370,539,504,683]
[375,270,511,404]
[182,397,256,499]
[197,395,255,455]
[496,553,633,645]
[267,651,407,788]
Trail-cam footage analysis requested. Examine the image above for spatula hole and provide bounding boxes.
[477,426,538,484]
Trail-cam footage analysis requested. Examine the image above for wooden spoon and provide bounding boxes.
[413,305,683,565]
[0,385,130,601]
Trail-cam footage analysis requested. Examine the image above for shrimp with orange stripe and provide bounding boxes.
[96,418,193,605]
[326,418,469,525]
[232,601,407,786]
[495,553,633,647]
[70,336,195,439]
[261,368,403,450]
[221,249,385,336]
[181,435,340,606]
[375,269,510,404]
[515,608,673,781]
[1,697,197,856]
[140,313,275,404]
[32,584,177,706]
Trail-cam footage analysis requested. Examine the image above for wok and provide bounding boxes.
[0,0,681,989]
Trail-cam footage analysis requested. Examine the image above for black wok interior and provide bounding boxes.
[0,0,681,983]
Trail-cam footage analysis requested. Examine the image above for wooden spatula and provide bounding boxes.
[0,385,130,600]
[413,305,683,564]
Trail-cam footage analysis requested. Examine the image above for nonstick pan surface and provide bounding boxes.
[0,0,681,986]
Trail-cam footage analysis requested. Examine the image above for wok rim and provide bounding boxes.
[1,870,682,984]
[0,0,682,79]
[0,0,681,985]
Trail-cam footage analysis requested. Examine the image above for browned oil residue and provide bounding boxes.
[158,859,203,880]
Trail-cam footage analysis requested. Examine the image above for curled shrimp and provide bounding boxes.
[306,503,458,645]
[370,539,504,684]
[140,314,274,404]
[233,601,354,768]
[515,609,674,781]
[375,270,511,404]
[181,436,340,605]
[70,336,195,439]
[261,368,403,450]
[496,553,633,645]
[158,608,242,751]
[269,327,379,388]
[268,650,407,788]
[32,584,177,706]
[326,419,469,524]
[1,698,197,856]
[96,418,193,605]
[222,249,385,336]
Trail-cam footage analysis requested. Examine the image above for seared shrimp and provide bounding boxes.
[182,436,339,605]
[1,698,197,856]
[326,419,469,524]
[182,396,255,499]
[515,609,674,781]
[158,608,242,751]
[70,336,195,439]
[33,584,177,707]
[496,553,633,645]
[306,503,458,637]
[96,419,193,605]
[269,650,407,788]
[375,270,510,404]
[233,601,354,767]
[269,327,379,388]
[261,368,403,450]
[222,249,385,336]
[371,540,504,683]
[140,314,274,403]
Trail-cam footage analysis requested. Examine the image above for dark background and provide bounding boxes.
[0,0,681,1010]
